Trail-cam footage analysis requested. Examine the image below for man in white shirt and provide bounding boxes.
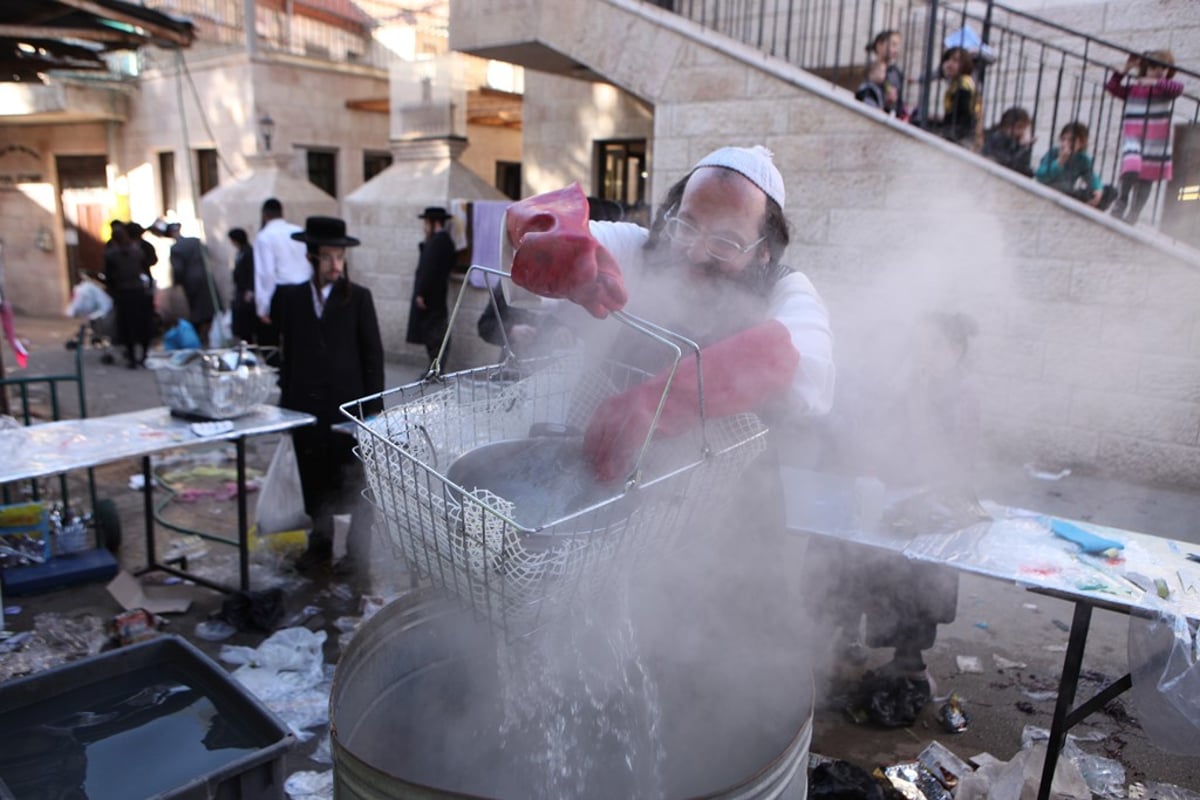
[254,197,310,326]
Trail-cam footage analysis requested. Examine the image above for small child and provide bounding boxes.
[855,59,892,112]
[1105,49,1185,224]
[982,106,1034,176]
[1035,121,1117,210]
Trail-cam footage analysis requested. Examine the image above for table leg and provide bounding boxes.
[142,455,156,570]
[1038,601,1091,800]
[236,436,249,591]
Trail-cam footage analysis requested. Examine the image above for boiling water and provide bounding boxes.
[336,590,811,799]
[0,666,262,799]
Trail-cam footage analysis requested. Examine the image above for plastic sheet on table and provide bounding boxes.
[904,514,1140,600]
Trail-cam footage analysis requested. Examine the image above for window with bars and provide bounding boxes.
[307,149,337,197]
[158,151,176,216]
[196,148,219,196]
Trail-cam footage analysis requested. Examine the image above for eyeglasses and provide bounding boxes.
[663,215,765,262]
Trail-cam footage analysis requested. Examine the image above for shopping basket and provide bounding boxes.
[146,345,277,420]
[341,269,769,639]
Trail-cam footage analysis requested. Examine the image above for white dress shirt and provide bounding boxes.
[254,218,310,318]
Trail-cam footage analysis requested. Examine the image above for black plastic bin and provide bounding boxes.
[0,635,295,800]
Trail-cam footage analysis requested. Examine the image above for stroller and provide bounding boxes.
[65,276,117,364]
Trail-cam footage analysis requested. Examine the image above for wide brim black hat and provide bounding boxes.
[291,215,361,247]
[417,206,451,221]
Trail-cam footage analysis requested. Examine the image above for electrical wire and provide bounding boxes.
[173,47,239,182]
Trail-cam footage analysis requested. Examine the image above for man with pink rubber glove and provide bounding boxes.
[503,145,835,482]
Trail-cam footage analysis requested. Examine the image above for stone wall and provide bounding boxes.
[0,123,110,316]
[452,0,1200,489]
[1003,0,1200,66]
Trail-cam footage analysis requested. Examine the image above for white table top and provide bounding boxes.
[781,467,1200,622]
[0,405,315,483]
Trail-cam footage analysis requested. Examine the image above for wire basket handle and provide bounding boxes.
[460,266,713,486]
[605,310,711,485]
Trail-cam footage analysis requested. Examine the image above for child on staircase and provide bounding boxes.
[1105,49,1185,225]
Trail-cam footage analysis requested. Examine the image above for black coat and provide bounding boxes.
[271,279,385,517]
[170,236,217,326]
[231,247,256,342]
[405,229,456,347]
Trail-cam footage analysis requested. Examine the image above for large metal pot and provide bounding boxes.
[444,423,635,534]
[331,588,813,799]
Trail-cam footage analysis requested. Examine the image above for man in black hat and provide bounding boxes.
[271,215,384,574]
[405,206,457,366]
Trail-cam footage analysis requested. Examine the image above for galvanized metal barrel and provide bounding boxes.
[331,588,813,799]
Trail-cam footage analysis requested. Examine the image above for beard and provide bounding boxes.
[637,249,768,346]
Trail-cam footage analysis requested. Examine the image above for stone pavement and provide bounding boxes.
[2,313,1198,795]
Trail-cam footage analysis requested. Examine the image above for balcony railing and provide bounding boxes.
[667,0,1200,232]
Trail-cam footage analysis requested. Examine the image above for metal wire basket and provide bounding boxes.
[146,346,277,420]
[341,274,770,639]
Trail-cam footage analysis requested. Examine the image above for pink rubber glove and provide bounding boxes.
[506,183,627,318]
[583,320,800,482]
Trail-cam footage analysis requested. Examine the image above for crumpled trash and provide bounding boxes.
[194,619,238,642]
[1130,782,1200,800]
[939,694,970,733]
[883,762,951,800]
[0,612,108,682]
[993,655,1026,670]
[809,759,897,800]
[1024,463,1071,481]
[1021,726,1125,799]
[285,769,333,800]
[220,627,330,741]
[956,655,984,673]
[109,608,164,646]
[220,587,285,632]
[917,741,972,791]
[846,669,932,728]
[956,742,1089,800]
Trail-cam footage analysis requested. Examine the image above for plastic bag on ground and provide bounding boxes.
[1128,610,1200,756]
[285,769,333,800]
[256,436,311,536]
[220,627,330,740]
[956,743,1089,800]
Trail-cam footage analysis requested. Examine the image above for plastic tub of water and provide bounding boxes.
[0,635,295,799]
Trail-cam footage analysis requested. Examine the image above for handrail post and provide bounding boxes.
[919,0,940,128]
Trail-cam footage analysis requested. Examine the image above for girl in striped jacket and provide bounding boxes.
[1105,49,1185,224]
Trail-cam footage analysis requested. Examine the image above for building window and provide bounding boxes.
[495,160,521,200]
[196,148,219,196]
[158,151,176,216]
[363,151,393,182]
[57,155,107,190]
[307,149,337,197]
[595,139,647,212]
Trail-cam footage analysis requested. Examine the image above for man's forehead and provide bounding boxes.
[680,168,768,219]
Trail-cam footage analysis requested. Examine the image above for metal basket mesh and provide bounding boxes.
[147,349,277,419]
[346,354,768,639]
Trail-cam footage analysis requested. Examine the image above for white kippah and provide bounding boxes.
[691,145,785,210]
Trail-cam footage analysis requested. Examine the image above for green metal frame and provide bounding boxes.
[0,324,98,515]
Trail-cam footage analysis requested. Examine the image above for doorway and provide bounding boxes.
[57,155,109,286]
